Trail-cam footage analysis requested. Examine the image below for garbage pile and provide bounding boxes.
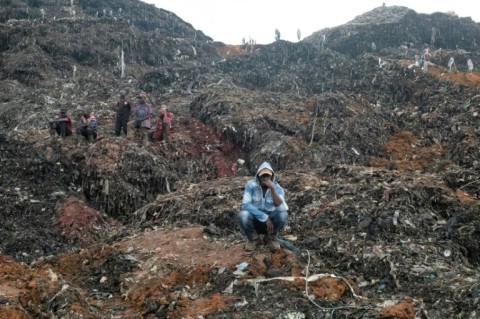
[0,1,479,318]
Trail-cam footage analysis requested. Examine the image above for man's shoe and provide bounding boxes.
[264,235,281,251]
[244,234,261,251]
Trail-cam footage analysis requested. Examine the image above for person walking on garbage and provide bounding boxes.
[114,93,132,136]
[237,161,289,251]
[49,109,73,137]
[149,104,173,144]
[134,92,152,147]
[77,111,97,143]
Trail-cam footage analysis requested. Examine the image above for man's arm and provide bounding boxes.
[269,182,283,207]
[260,179,286,233]
[242,202,269,222]
[262,179,284,207]
[147,104,153,118]
[241,182,269,222]
[50,117,67,122]
[140,105,153,121]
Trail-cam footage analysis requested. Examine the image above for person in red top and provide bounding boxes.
[49,109,73,137]
[149,105,173,144]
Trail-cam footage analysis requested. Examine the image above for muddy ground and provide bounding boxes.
[1,1,480,318]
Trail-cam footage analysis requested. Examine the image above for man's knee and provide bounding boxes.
[271,210,288,222]
[237,210,252,225]
[271,210,288,231]
[277,210,288,223]
[50,122,58,131]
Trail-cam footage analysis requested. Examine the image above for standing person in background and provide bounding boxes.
[134,92,152,147]
[49,109,73,138]
[149,104,173,144]
[114,93,132,136]
[77,111,97,143]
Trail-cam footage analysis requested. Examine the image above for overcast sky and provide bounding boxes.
[141,0,480,45]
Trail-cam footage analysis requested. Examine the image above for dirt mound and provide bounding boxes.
[0,1,479,318]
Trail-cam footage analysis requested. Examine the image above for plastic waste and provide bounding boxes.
[236,262,248,271]
[281,312,306,319]
[467,58,474,72]
[276,238,302,254]
[448,57,455,72]
[233,262,249,277]
[392,210,400,226]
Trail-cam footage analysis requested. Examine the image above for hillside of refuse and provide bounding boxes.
[0,1,479,318]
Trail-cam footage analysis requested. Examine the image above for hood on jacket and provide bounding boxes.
[255,161,275,184]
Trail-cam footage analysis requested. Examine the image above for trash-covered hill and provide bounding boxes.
[305,5,480,58]
[0,1,479,318]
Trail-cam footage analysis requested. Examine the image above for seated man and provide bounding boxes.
[149,105,173,144]
[49,109,73,137]
[237,161,289,251]
[77,111,97,143]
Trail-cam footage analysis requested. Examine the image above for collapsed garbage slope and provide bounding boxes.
[196,60,480,171]
[0,1,479,318]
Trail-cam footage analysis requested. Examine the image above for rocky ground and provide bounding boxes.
[0,1,479,318]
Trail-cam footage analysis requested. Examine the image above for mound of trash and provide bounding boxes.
[0,1,479,318]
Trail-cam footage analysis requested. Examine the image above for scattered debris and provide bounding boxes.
[0,1,479,318]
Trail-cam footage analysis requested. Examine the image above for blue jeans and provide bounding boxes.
[237,210,288,240]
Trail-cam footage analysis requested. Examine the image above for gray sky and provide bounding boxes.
[141,0,480,44]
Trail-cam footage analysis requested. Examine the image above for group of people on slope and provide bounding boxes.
[49,110,97,143]
[49,94,289,253]
[128,92,173,147]
[49,91,173,146]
